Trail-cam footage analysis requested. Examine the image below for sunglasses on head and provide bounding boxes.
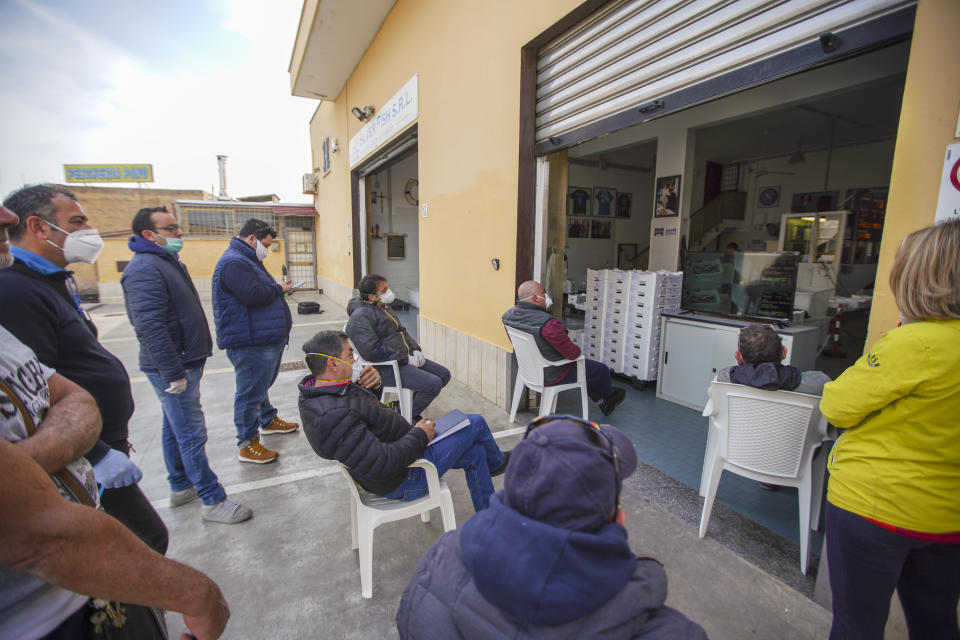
[525,414,622,509]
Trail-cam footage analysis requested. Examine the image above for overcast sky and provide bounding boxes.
[0,0,317,203]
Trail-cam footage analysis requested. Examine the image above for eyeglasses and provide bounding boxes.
[152,224,181,232]
[524,414,622,509]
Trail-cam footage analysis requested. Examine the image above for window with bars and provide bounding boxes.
[720,163,741,192]
[181,207,281,239]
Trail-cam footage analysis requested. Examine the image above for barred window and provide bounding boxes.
[182,206,281,239]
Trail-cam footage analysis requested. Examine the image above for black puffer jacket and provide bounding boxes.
[345,298,420,365]
[298,376,428,495]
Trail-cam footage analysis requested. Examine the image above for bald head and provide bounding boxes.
[517,280,543,301]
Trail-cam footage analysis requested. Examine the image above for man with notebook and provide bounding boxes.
[298,330,509,512]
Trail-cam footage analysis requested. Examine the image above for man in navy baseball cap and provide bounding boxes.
[397,415,707,639]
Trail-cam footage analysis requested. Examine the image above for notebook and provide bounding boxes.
[427,409,470,446]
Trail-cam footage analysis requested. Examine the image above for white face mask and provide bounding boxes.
[255,239,269,261]
[46,223,104,264]
[379,288,396,305]
[543,293,553,310]
[351,360,363,383]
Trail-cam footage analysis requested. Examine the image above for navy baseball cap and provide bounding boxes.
[503,415,638,533]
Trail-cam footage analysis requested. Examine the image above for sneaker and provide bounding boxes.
[238,436,279,464]
[491,451,511,477]
[260,416,299,435]
[201,499,252,524]
[169,486,198,508]
[599,387,627,416]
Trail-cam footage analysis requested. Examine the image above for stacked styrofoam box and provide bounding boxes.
[568,329,584,351]
[583,269,605,361]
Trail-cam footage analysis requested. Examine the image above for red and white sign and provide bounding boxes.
[936,143,960,222]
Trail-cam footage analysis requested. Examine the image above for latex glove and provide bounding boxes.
[165,377,187,394]
[411,350,425,368]
[93,448,143,489]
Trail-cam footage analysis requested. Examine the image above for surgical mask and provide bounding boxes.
[162,237,184,254]
[544,293,553,310]
[46,222,104,264]
[306,352,362,382]
[255,239,269,261]
[379,288,396,305]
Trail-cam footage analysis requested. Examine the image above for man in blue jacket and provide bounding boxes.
[122,206,251,524]
[0,184,168,551]
[397,415,708,639]
[212,218,298,464]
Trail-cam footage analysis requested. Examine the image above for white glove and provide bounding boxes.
[93,448,144,489]
[165,377,187,394]
[412,350,425,368]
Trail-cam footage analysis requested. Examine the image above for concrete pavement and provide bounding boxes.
[91,291,853,639]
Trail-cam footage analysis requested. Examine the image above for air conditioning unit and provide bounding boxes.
[302,172,319,194]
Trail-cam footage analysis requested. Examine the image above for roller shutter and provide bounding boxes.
[535,0,916,147]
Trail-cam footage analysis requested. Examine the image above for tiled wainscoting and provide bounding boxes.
[418,316,514,410]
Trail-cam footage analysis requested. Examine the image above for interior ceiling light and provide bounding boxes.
[351,105,376,121]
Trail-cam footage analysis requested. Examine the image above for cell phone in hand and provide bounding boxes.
[290,280,306,291]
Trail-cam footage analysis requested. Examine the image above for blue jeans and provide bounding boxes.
[226,342,285,447]
[384,414,504,512]
[549,357,613,402]
[826,502,960,640]
[145,366,226,506]
[378,358,451,417]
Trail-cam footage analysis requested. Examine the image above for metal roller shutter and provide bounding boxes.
[535,0,915,146]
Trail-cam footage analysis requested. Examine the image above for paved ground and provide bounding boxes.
[85,291,913,639]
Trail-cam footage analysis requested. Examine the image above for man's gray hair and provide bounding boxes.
[738,324,782,364]
[302,330,349,375]
[2,184,77,242]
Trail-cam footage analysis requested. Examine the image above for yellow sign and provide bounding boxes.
[64,164,154,183]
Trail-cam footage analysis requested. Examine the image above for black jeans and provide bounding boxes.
[826,501,960,640]
[100,479,169,555]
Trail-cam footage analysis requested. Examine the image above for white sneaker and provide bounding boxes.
[169,486,198,507]
[201,499,253,524]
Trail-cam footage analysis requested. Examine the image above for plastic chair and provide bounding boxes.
[698,381,832,574]
[340,459,455,598]
[504,326,589,422]
[344,334,414,423]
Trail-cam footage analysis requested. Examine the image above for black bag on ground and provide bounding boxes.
[297,301,322,315]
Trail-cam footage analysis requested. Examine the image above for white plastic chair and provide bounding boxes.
[345,334,414,423]
[698,381,832,574]
[504,325,589,423]
[340,459,455,598]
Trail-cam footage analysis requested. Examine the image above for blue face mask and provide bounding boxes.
[162,237,184,254]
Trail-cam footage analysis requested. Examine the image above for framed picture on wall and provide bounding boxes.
[567,186,591,216]
[568,217,590,238]
[593,186,617,216]
[757,185,781,208]
[655,175,680,217]
[590,219,612,239]
[616,192,632,218]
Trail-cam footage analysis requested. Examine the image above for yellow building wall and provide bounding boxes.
[866,0,960,349]
[308,0,582,351]
[98,237,287,284]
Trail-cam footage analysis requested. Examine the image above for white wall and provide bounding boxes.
[565,164,654,285]
[368,152,420,304]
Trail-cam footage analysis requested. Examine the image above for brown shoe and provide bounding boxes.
[238,436,279,464]
[261,416,300,435]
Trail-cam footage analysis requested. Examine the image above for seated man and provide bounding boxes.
[397,415,708,639]
[298,330,507,512]
[346,274,450,420]
[502,280,625,415]
[716,324,830,395]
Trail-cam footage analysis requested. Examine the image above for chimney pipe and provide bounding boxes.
[216,155,229,199]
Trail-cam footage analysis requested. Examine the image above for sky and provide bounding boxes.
[0,0,318,203]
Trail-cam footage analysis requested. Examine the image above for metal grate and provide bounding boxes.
[720,163,740,192]
[181,206,281,239]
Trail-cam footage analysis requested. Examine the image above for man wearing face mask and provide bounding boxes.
[503,280,626,416]
[122,206,251,524]
[346,273,451,421]
[212,218,297,465]
[0,184,169,552]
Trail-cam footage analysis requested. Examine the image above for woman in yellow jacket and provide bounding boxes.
[819,218,960,640]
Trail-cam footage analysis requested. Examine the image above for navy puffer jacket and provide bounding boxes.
[397,494,708,640]
[211,237,292,350]
[298,377,428,495]
[121,236,213,384]
[345,297,420,364]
